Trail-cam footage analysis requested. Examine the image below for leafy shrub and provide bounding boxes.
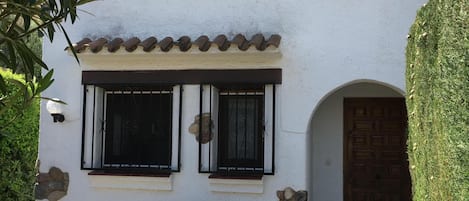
[406,0,469,200]
[0,69,39,201]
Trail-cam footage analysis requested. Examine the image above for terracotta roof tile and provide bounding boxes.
[250,34,265,50]
[140,37,158,52]
[232,34,249,50]
[69,34,281,53]
[266,34,281,48]
[213,35,230,51]
[159,37,174,52]
[123,37,140,52]
[177,36,191,52]
[75,38,92,53]
[107,38,124,52]
[194,35,210,51]
[89,38,107,53]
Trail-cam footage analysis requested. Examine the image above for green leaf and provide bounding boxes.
[15,42,35,78]
[23,14,31,31]
[0,52,10,70]
[46,23,55,42]
[37,30,44,37]
[77,0,95,6]
[60,24,80,64]
[7,78,26,91]
[24,42,48,70]
[40,96,66,105]
[0,75,7,94]
[6,42,17,70]
[37,69,54,93]
[28,79,36,95]
[48,0,58,13]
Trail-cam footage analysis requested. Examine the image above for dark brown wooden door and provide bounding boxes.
[344,98,411,201]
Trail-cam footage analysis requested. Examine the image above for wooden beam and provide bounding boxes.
[82,69,282,85]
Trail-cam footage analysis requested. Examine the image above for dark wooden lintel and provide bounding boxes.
[82,69,282,85]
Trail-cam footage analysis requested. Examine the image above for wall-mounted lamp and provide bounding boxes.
[46,99,65,123]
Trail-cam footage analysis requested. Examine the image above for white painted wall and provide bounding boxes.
[307,82,402,201]
[39,0,426,200]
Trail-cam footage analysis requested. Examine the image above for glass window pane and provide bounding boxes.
[104,91,172,167]
[219,93,263,169]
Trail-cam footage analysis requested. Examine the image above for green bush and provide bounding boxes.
[0,69,39,201]
[406,0,469,200]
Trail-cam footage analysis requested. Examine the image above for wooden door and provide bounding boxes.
[344,98,411,201]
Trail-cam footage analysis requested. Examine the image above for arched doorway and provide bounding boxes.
[308,81,411,201]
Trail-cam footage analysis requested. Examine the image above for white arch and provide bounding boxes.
[306,80,404,201]
[310,79,404,120]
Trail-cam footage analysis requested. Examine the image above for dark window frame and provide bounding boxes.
[217,90,265,171]
[198,84,276,176]
[81,84,183,174]
[80,69,281,176]
[103,89,172,168]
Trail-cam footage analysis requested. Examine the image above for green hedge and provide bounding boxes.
[0,69,39,201]
[406,0,469,200]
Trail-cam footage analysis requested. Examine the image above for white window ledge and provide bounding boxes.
[88,174,172,191]
[208,176,263,194]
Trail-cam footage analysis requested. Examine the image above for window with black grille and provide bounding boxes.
[218,89,264,172]
[81,85,182,173]
[198,84,275,175]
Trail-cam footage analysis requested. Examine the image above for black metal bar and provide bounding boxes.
[216,88,222,173]
[235,92,239,160]
[81,85,88,170]
[91,86,96,168]
[100,89,105,168]
[254,91,259,163]
[208,85,212,172]
[244,91,248,160]
[198,84,203,173]
[176,85,183,172]
[168,88,173,170]
[271,84,276,175]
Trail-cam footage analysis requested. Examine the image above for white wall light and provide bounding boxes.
[46,98,65,123]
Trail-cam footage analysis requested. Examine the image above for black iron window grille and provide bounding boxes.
[81,85,182,173]
[198,84,276,175]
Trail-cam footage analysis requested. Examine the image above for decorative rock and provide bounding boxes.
[284,187,296,200]
[35,167,69,201]
[188,113,214,144]
[276,190,285,200]
[48,191,66,201]
[277,187,308,201]
[49,167,64,180]
[295,191,308,201]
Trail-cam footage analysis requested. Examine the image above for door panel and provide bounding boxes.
[344,98,411,201]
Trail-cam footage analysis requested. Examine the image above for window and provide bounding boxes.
[198,84,275,175]
[218,88,264,172]
[81,85,182,173]
[80,69,281,176]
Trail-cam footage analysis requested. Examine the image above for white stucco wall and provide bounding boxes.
[39,0,426,200]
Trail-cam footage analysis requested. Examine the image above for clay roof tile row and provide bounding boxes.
[71,33,281,53]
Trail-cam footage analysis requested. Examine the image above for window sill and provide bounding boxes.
[88,170,171,177]
[88,170,172,191]
[208,173,263,180]
[208,173,264,194]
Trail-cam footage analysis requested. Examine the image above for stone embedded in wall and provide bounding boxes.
[35,167,69,201]
[188,113,214,144]
[277,187,307,201]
